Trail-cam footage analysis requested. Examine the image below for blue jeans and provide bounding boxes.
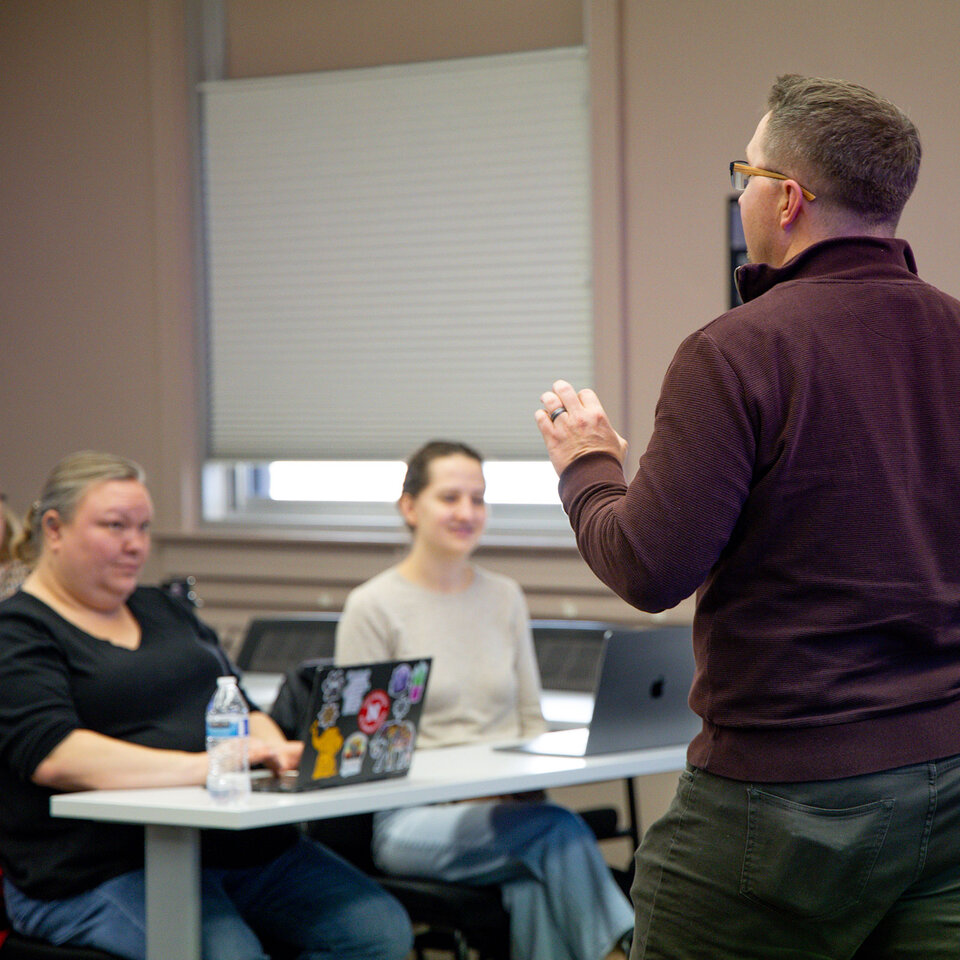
[373,801,633,960]
[3,837,412,960]
[632,759,960,960]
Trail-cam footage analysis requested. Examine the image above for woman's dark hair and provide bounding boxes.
[401,440,484,499]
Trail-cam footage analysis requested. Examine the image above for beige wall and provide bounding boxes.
[619,0,960,450]
[3,0,958,845]
[1,1,164,503]
[3,0,959,635]
[0,0,960,635]
[0,0,201,536]
[224,0,584,75]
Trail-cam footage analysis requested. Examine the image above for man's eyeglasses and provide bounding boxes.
[730,161,816,202]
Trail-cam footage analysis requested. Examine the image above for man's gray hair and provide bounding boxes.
[763,75,921,226]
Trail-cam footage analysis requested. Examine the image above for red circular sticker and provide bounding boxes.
[357,690,391,734]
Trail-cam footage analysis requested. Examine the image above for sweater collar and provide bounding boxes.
[735,236,918,304]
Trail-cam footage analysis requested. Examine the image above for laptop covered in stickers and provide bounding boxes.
[253,657,433,791]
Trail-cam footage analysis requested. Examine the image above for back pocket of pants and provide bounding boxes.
[740,787,894,920]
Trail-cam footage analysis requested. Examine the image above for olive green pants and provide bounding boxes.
[631,757,960,960]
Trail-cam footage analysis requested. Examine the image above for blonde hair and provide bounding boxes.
[12,451,146,565]
[1,498,22,563]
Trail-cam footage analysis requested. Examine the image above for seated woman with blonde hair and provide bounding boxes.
[0,451,412,960]
[336,440,633,960]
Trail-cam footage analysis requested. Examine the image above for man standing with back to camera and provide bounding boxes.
[536,75,960,959]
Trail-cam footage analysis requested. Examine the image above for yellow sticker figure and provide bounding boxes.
[310,719,344,780]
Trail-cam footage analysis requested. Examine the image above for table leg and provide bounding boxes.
[625,776,641,849]
[144,823,201,960]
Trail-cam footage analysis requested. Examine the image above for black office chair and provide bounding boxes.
[159,575,203,609]
[267,662,506,959]
[530,618,613,694]
[377,803,639,959]
[234,614,340,673]
[273,657,635,960]
[0,937,123,960]
[305,804,632,960]
[531,619,643,856]
[305,812,510,960]
[1,926,294,960]
[378,877,510,960]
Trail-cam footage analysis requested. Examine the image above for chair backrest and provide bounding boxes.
[530,619,621,692]
[159,576,202,608]
[0,864,8,949]
[304,813,377,874]
[269,659,331,739]
[234,614,340,672]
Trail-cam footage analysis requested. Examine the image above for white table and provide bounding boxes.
[51,739,688,960]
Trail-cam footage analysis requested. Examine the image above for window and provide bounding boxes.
[202,460,572,545]
[199,48,590,541]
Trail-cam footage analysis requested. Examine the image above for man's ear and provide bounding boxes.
[779,180,805,229]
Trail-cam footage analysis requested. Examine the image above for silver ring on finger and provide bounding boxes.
[549,406,567,422]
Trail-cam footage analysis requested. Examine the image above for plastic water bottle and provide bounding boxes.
[205,675,250,803]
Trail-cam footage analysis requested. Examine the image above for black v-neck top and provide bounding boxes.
[0,587,294,899]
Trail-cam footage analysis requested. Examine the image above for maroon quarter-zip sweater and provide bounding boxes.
[560,237,960,781]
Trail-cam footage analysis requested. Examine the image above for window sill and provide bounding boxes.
[153,520,578,552]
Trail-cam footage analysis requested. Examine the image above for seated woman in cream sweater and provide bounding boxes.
[336,440,633,960]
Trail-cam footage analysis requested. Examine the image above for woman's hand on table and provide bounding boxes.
[249,737,304,774]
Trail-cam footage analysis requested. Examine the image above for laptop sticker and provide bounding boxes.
[370,720,416,774]
[340,668,372,713]
[340,732,369,778]
[310,721,344,779]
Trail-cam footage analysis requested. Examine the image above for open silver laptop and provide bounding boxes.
[500,627,700,757]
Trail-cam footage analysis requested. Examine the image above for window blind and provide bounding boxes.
[201,47,592,460]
